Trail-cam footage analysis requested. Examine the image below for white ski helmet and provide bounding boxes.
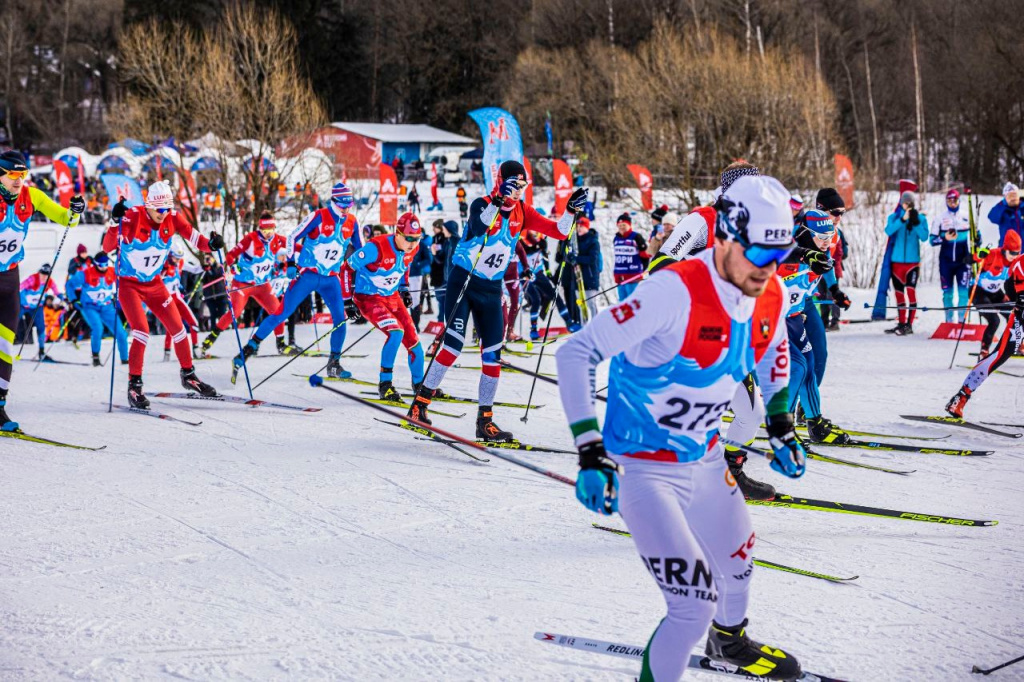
[145,181,174,210]
[716,176,794,247]
[170,241,186,260]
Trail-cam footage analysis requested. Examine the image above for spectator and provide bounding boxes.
[930,188,972,322]
[408,184,421,213]
[431,220,460,321]
[408,221,434,329]
[456,184,468,225]
[649,204,669,242]
[647,211,680,256]
[612,213,649,300]
[884,190,930,335]
[987,182,1023,245]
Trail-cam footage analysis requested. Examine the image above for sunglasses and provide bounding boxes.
[744,243,795,268]
[828,208,845,217]
[4,170,28,180]
[154,207,171,214]
[809,228,836,242]
[401,235,422,242]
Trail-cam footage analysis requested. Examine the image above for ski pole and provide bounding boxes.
[949,277,981,369]
[309,324,375,377]
[972,653,1024,676]
[863,301,1013,312]
[108,215,123,413]
[215,249,253,399]
[251,319,348,391]
[309,376,575,485]
[16,225,71,359]
[522,213,579,424]
[33,309,77,371]
[582,270,646,305]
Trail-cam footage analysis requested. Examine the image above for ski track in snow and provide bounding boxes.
[1,280,1022,681]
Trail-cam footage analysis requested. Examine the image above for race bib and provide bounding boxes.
[473,239,511,278]
[312,242,345,269]
[370,272,403,291]
[251,261,274,281]
[648,390,732,439]
[0,229,25,267]
[125,246,167,278]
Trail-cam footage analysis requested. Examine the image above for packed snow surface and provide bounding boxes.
[1,277,1021,681]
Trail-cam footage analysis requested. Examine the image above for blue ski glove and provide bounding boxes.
[765,414,806,479]
[576,439,620,515]
[491,176,522,211]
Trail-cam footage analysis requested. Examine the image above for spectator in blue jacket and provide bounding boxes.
[884,191,930,335]
[987,182,1023,245]
[930,188,972,322]
[576,217,602,320]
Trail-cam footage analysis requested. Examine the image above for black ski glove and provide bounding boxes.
[830,284,851,310]
[345,299,364,322]
[567,187,588,214]
[111,197,128,221]
[69,195,85,215]
[401,290,413,308]
[804,250,833,275]
[208,231,225,251]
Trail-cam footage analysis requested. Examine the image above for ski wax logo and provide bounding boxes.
[641,555,715,599]
[759,316,771,340]
[611,300,641,324]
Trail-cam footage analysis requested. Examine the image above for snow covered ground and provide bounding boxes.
[1,275,1022,681]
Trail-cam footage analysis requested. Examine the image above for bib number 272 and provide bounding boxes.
[657,398,731,432]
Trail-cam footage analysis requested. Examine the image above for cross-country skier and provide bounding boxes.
[67,252,128,366]
[233,182,361,380]
[0,150,83,431]
[201,212,287,356]
[946,247,1024,417]
[407,160,585,441]
[930,188,972,323]
[777,209,852,444]
[555,175,807,682]
[19,264,62,359]
[347,212,425,402]
[973,231,1021,358]
[160,244,200,360]
[521,230,566,341]
[101,182,223,409]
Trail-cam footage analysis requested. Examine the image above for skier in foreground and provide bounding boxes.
[555,175,807,681]
[946,248,1024,418]
[407,159,585,441]
[347,212,425,402]
[0,150,83,431]
[102,183,223,408]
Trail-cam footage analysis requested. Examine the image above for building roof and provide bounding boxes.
[330,122,476,145]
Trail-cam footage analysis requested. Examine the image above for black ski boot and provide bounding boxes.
[705,618,802,681]
[378,381,405,404]
[232,340,259,384]
[92,352,101,367]
[181,367,218,397]
[476,407,514,442]
[201,330,221,356]
[414,382,447,400]
[893,322,913,336]
[325,353,351,379]
[725,446,776,501]
[408,387,433,425]
[128,375,150,409]
[0,390,20,432]
[884,323,903,335]
[276,335,287,354]
[806,416,852,444]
